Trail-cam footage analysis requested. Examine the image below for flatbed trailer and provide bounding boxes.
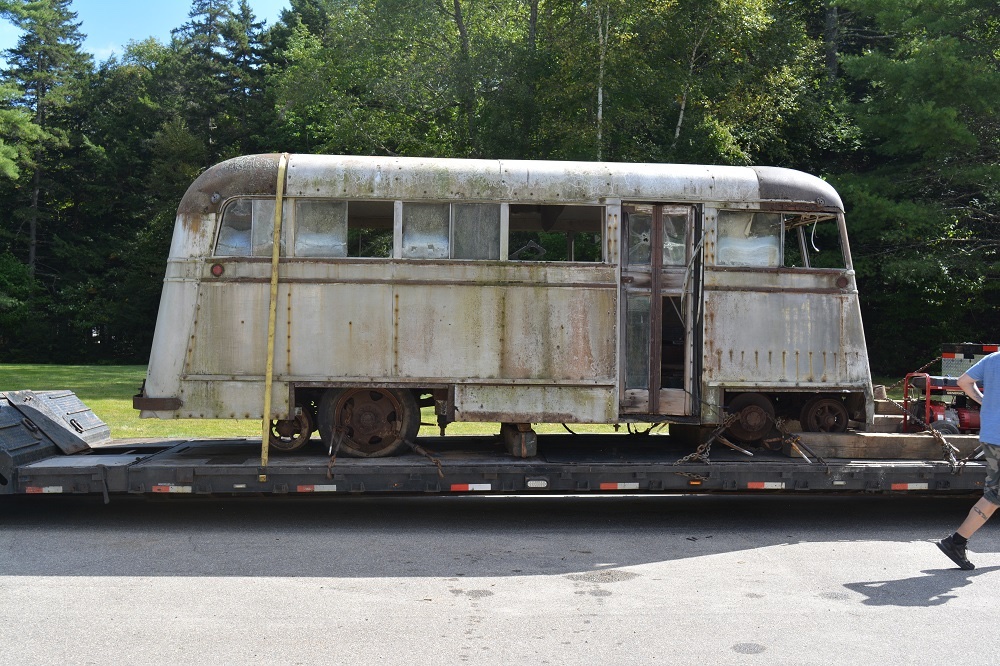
[3,388,988,501]
[5,437,986,500]
[1,391,986,500]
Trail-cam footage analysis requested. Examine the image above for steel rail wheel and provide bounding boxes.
[800,398,849,433]
[725,393,775,442]
[268,410,313,452]
[318,387,419,457]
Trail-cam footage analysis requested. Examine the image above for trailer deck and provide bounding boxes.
[4,435,986,499]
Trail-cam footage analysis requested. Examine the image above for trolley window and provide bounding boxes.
[295,200,348,257]
[401,202,501,260]
[716,211,782,267]
[508,204,604,262]
[216,198,289,257]
[782,213,846,269]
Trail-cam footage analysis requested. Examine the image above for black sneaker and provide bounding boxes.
[937,535,975,570]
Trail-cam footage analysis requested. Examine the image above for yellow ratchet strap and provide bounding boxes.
[260,153,289,479]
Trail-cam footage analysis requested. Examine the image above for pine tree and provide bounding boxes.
[171,0,233,159]
[220,0,269,154]
[1,0,93,277]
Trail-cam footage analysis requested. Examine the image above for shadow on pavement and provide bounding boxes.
[0,494,995,579]
[845,565,1000,606]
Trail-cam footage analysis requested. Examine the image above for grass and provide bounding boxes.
[0,364,639,440]
[0,364,258,440]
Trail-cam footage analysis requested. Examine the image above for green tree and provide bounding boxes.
[531,0,840,166]
[220,0,269,154]
[0,81,41,178]
[833,0,1000,373]
[1,0,93,276]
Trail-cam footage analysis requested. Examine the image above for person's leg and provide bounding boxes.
[938,445,1000,569]
[957,496,1000,539]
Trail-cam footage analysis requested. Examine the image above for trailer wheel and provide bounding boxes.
[269,410,313,453]
[318,388,419,457]
[800,398,849,433]
[725,393,775,442]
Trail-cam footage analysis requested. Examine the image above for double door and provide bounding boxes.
[620,204,699,416]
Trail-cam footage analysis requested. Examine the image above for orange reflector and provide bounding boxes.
[890,482,929,491]
[748,481,786,490]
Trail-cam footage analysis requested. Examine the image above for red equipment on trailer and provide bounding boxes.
[901,344,996,435]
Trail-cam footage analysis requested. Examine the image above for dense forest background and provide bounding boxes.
[0,0,996,375]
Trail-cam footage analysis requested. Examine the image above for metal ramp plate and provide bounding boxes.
[1,390,96,455]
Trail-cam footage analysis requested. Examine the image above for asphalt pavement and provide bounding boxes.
[1,494,995,664]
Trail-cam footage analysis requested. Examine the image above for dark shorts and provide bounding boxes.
[984,444,1000,505]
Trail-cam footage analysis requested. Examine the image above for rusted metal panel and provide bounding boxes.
[705,266,851,292]
[178,154,843,216]
[702,288,869,387]
[169,215,217,260]
[186,282,270,376]
[282,155,818,208]
[178,154,279,216]
[394,284,503,379]
[287,283,394,379]
[163,257,616,420]
[141,267,200,417]
[494,284,616,382]
[454,384,616,423]
[753,166,843,211]
[178,379,271,419]
[132,396,182,411]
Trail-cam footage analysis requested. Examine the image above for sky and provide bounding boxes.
[0,0,290,62]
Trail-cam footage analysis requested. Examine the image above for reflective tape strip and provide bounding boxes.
[599,482,640,490]
[297,484,337,492]
[152,484,192,494]
[747,482,785,490]
[450,483,491,491]
[25,486,63,494]
[891,482,929,491]
[986,345,999,352]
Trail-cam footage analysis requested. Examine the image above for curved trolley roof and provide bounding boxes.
[179,154,843,216]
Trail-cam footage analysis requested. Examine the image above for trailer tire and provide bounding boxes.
[931,421,961,435]
[318,387,419,458]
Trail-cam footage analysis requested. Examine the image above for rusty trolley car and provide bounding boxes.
[134,154,873,457]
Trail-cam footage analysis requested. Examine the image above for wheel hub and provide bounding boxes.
[740,405,769,432]
[340,390,401,449]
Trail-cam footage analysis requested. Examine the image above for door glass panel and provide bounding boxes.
[626,207,652,265]
[661,296,685,388]
[663,214,687,265]
[625,294,651,390]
